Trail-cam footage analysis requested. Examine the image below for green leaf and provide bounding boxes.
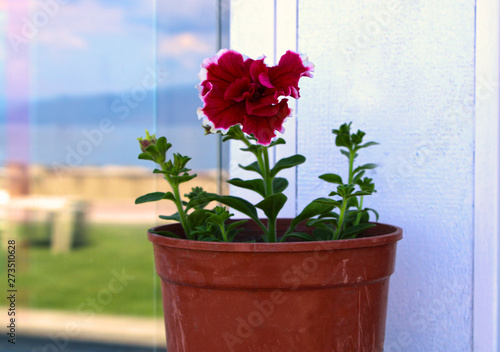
[222,125,246,141]
[159,212,181,222]
[280,232,313,242]
[313,228,332,241]
[138,152,154,161]
[228,229,244,242]
[187,194,263,229]
[319,173,343,185]
[156,136,172,155]
[287,198,337,235]
[352,170,366,184]
[145,144,160,155]
[164,192,176,201]
[227,178,266,198]
[240,144,262,155]
[226,220,248,242]
[349,191,372,197]
[357,177,376,193]
[135,192,166,204]
[335,184,356,198]
[347,196,359,208]
[340,149,351,159]
[312,197,342,208]
[306,217,338,229]
[318,211,339,220]
[149,229,180,239]
[226,220,248,234]
[365,208,380,222]
[183,187,208,210]
[268,138,286,148]
[198,235,223,242]
[355,141,379,150]
[360,211,370,223]
[170,173,197,185]
[215,195,262,226]
[335,134,351,149]
[238,161,263,176]
[255,193,287,222]
[206,206,232,228]
[187,209,211,229]
[186,193,219,210]
[344,209,365,220]
[351,134,362,145]
[273,178,289,194]
[353,163,378,174]
[174,153,190,168]
[339,223,375,239]
[270,154,306,178]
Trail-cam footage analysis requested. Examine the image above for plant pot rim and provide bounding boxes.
[148,220,402,253]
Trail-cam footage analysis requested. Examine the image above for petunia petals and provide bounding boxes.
[242,100,291,145]
[198,49,312,145]
[224,77,252,102]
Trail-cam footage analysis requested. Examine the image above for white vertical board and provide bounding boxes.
[229,0,275,217]
[297,0,475,351]
[274,0,298,217]
[230,0,300,218]
[474,0,500,350]
[229,0,274,217]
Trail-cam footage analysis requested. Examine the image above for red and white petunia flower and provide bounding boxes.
[197,49,314,145]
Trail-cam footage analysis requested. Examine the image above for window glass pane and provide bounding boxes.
[156,0,229,195]
[1,1,226,350]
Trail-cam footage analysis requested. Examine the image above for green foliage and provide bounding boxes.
[184,187,209,210]
[270,155,306,178]
[136,122,380,243]
[311,122,379,240]
[134,192,169,204]
[190,206,248,242]
[255,193,288,224]
[238,161,263,176]
[227,178,267,197]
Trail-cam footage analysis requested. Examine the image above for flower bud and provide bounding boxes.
[138,130,157,152]
[202,124,214,135]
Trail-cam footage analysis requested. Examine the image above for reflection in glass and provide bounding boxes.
[0,1,226,350]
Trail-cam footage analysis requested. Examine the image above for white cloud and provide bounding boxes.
[34,0,149,50]
[47,0,127,34]
[155,0,217,20]
[158,32,213,59]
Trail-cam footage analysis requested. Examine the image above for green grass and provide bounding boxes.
[12,223,163,317]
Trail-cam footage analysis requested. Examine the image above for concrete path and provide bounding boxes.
[10,336,167,352]
[6,308,167,351]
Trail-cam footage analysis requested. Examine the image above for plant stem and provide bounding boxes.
[237,132,274,241]
[260,146,276,242]
[162,164,191,239]
[219,224,228,242]
[348,148,355,184]
[333,197,348,240]
[354,196,364,226]
[262,147,273,196]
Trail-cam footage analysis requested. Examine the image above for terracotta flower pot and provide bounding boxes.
[148,219,402,352]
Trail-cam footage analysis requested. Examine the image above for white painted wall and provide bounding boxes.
[474,0,500,350]
[230,0,499,350]
[298,1,476,351]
